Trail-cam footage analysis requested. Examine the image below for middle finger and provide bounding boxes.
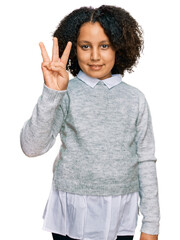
[52,37,59,62]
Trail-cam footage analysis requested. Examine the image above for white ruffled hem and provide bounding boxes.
[42,184,139,240]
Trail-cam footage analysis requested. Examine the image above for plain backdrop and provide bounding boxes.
[0,0,180,239]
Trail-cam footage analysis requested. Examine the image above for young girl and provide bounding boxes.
[20,5,160,240]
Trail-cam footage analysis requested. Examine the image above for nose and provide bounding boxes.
[90,47,100,61]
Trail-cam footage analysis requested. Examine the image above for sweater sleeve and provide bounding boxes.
[135,93,160,235]
[20,84,68,157]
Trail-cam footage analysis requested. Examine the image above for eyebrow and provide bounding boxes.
[78,40,110,44]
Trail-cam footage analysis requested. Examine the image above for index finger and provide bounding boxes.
[39,42,51,62]
[60,41,72,65]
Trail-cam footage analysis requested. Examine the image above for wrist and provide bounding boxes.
[44,84,67,92]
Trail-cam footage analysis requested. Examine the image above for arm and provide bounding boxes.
[20,85,67,157]
[135,93,160,239]
[20,37,72,157]
[139,161,160,240]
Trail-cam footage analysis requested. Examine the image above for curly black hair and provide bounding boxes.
[53,5,144,76]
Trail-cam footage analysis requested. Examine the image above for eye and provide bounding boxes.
[101,44,109,49]
[81,45,90,50]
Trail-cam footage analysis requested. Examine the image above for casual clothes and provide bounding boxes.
[20,71,160,237]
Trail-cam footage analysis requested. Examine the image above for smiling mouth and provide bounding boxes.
[89,64,104,70]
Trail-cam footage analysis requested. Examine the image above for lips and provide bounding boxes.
[89,64,104,70]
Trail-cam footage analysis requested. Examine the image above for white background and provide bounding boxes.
[0,0,180,239]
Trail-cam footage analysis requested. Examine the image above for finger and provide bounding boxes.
[42,62,66,73]
[50,65,66,74]
[52,37,59,62]
[39,42,51,62]
[50,62,67,72]
[60,41,72,66]
[51,62,65,67]
[41,62,51,69]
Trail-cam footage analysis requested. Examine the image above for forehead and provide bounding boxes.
[77,22,109,42]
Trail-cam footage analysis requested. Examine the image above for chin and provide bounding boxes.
[86,71,107,80]
[89,73,103,78]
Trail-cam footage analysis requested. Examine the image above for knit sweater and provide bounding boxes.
[20,71,160,234]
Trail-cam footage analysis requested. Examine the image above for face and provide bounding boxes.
[77,22,116,80]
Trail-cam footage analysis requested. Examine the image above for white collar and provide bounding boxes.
[77,71,122,89]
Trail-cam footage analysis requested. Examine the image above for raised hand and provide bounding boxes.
[39,37,72,91]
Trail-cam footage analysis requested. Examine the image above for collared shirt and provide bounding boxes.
[42,71,139,240]
[77,70,122,89]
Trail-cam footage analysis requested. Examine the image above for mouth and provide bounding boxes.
[88,64,104,70]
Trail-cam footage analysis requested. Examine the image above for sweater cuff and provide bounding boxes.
[141,221,160,235]
[41,84,67,103]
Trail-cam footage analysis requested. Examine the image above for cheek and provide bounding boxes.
[107,53,116,66]
[77,49,87,64]
[102,50,115,63]
[111,52,116,66]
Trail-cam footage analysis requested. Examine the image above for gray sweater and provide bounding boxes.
[20,71,160,234]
